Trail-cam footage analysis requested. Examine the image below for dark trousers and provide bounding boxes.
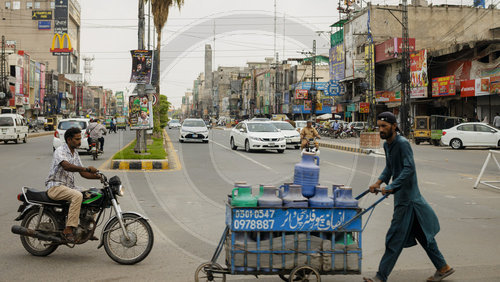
[376,215,447,281]
[88,137,104,151]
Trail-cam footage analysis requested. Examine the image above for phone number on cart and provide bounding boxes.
[233,219,275,230]
[234,209,275,219]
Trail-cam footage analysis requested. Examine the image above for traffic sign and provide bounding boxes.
[152,93,159,106]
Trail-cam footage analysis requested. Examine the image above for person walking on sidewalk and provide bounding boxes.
[493,113,500,129]
[363,112,454,282]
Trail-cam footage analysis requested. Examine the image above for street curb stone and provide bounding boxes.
[318,142,375,155]
[111,159,168,170]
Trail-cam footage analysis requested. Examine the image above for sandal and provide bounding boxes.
[363,276,384,282]
[62,230,77,243]
[427,268,455,282]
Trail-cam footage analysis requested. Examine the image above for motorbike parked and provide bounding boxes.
[11,173,154,265]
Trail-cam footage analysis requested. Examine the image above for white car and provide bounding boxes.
[0,114,28,144]
[270,121,301,149]
[168,119,181,129]
[52,118,90,152]
[441,122,500,149]
[179,118,209,143]
[230,121,286,153]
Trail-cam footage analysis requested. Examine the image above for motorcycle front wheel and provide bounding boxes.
[20,209,60,256]
[103,213,154,265]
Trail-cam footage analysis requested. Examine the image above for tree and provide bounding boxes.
[158,94,171,128]
[147,0,184,135]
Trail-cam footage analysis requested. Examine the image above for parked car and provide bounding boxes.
[441,122,500,149]
[168,119,181,129]
[179,118,209,143]
[348,121,367,131]
[270,121,301,149]
[295,120,308,132]
[230,121,286,153]
[0,114,28,144]
[52,118,90,152]
[250,117,271,122]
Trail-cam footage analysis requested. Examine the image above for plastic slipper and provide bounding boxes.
[427,268,455,282]
[363,276,384,282]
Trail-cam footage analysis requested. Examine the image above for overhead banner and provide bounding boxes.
[432,75,455,97]
[129,95,153,129]
[410,49,428,98]
[375,91,401,103]
[130,50,153,84]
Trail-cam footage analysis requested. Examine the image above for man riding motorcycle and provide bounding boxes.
[45,127,100,243]
[86,118,107,152]
[300,120,321,150]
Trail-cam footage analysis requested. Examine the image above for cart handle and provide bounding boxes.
[336,190,390,231]
[210,226,229,264]
[355,188,392,200]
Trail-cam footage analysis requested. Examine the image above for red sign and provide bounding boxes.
[295,89,308,99]
[491,76,500,94]
[432,76,455,97]
[460,80,475,97]
[375,91,401,103]
[375,38,416,63]
[359,102,369,113]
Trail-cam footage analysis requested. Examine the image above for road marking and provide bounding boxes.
[163,129,182,171]
[210,139,273,170]
[322,160,373,178]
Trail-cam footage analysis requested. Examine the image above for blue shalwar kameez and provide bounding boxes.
[376,135,447,281]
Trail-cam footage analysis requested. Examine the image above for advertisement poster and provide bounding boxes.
[304,100,312,111]
[375,91,401,103]
[460,80,475,97]
[490,76,500,94]
[129,95,153,129]
[410,49,428,98]
[432,75,455,97]
[294,89,308,99]
[359,102,369,113]
[130,50,153,84]
[475,78,490,96]
[329,44,345,81]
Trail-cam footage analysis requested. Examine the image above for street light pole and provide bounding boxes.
[400,0,412,138]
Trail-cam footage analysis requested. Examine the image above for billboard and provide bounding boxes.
[491,76,500,94]
[38,21,51,30]
[460,80,475,97]
[359,102,369,113]
[50,33,73,55]
[54,0,68,34]
[475,78,490,96]
[294,89,308,99]
[130,50,153,84]
[432,76,455,97]
[32,10,52,20]
[410,49,428,98]
[375,37,416,63]
[375,91,401,103]
[128,95,153,129]
[329,43,345,81]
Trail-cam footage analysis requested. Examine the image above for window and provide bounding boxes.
[50,1,54,9]
[457,124,474,131]
[26,1,32,9]
[5,1,11,9]
[475,124,496,133]
[12,1,20,9]
[34,1,40,9]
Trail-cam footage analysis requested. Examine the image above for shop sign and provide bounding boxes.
[292,105,301,114]
[38,21,51,30]
[475,78,490,96]
[304,100,312,111]
[410,49,428,98]
[329,43,345,81]
[375,37,416,63]
[294,89,308,99]
[491,76,500,94]
[460,80,475,97]
[432,75,455,97]
[359,102,369,113]
[32,10,52,20]
[375,91,401,103]
[347,103,356,112]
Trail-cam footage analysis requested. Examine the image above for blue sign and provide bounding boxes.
[329,44,345,81]
[227,206,361,232]
[293,82,327,91]
[38,20,51,30]
[325,80,342,96]
[291,104,332,114]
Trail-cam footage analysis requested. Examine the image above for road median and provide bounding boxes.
[28,131,54,138]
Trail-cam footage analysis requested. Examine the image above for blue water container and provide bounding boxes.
[293,152,320,198]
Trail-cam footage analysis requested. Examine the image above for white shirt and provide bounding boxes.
[45,143,83,190]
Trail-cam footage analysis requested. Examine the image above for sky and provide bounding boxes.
[79,0,474,108]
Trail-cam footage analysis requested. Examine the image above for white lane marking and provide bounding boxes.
[210,139,273,171]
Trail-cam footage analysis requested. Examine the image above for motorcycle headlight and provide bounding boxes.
[117,185,125,197]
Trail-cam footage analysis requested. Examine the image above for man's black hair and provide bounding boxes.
[64,127,81,143]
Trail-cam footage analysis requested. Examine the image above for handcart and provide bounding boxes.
[195,189,389,281]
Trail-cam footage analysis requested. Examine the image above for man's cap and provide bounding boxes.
[377,112,397,124]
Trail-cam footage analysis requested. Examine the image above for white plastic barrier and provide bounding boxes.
[474,150,500,191]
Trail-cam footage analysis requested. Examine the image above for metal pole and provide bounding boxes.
[134,0,147,153]
[401,0,411,138]
[311,40,317,120]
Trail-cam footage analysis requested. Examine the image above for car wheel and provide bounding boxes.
[15,136,19,144]
[245,140,251,152]
[277,149,285,153]
[230,138,237,150]
[179,139,184,143]
[23,135,27,143]
[450,138,462,150]
[203,140,209,143]
[4,141,8,144]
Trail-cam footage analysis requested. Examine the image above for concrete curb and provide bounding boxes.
[111,159,168,170]
[28,131,54,138]
[318,142,379,155]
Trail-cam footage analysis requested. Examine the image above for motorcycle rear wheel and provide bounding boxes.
[103,213,154,265]
[20,209,60,256]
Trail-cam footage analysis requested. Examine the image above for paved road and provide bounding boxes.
[0,128,499,281]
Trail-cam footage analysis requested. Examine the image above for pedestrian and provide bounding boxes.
[112,117,117,133]
[363,112,454,282]
[482,115,489,124]
[493,113,500,129]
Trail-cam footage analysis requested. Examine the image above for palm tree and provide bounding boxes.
[146,0,184,134]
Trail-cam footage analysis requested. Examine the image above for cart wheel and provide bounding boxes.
[289,265,321,282]
[195,262,227,282]
[279,274,289,281]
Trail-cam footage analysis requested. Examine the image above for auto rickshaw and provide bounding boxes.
[116,116,127,131]
[413,116,431,145]
[413,115,464,145]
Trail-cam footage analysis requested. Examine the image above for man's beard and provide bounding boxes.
[380,130,393,140]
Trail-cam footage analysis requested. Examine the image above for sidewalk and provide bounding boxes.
[28,130,54,138]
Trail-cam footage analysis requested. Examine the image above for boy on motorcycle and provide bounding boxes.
[300,120,321,150]
[45,127,100,243]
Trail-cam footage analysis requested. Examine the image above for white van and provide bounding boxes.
[0,114,29,144]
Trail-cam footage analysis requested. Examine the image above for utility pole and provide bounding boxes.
[134,0,147,153]
[400,0,411,138]
[310,40,317,120]
[0,36,12,107]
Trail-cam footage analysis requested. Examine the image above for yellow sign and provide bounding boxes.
[50,33,73,53]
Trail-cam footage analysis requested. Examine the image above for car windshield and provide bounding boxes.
[0,117,14,126]
[247,123,279,132]
[171,119,179,123]
[272,122,295,130]
[295,121,307,128]
[58,121,87,130]
[183,120,206,127]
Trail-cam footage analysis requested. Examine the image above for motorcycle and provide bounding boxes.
[89,140,102,160]
[301,138,320,156]
[11,173,154,265]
